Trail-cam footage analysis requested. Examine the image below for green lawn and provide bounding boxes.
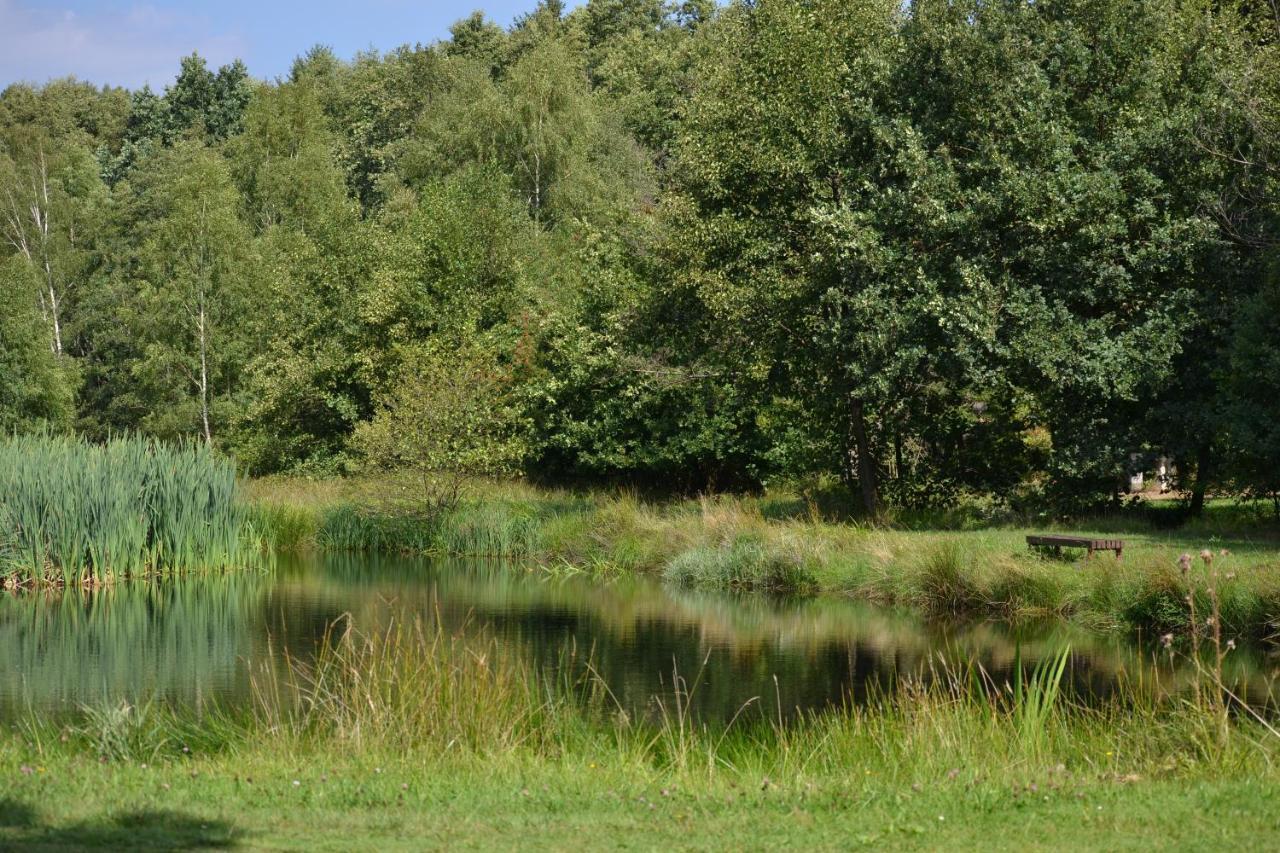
[3,750,1278,851]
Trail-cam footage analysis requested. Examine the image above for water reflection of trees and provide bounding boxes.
[284,554,1280,721]
[1,554,1274,722]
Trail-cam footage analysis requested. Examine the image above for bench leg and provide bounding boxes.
[1087,547,1094,559]
[1115,547,1122,560]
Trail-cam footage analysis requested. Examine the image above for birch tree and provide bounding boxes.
[134,143,254,445]
[0,254,75,430]
[399,39,647,227]
[0,131,101,358]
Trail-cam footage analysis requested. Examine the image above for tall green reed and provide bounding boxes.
[234,612,1276,782]
[0,434,255,584]
[1010,645,1071,755]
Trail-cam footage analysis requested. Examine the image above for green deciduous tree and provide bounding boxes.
[0,255,75,431]
[1221,274,1280,512]
[128,143,257,445]
[354,340,528,512]
[399,40,649,227]
[0,129,105,358]
[225,79,373,473]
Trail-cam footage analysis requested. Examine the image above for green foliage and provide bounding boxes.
[398,38,649,226]
[127,142,258,444]
[0,257,75,431]
[362,167,534,351]
[0,434,254,584]
[103,54,253,181]
[1221,275,1280,509]
[353,341,529,512]
[1,0,1278,515]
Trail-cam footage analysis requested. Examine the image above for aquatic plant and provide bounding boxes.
[1010,645,1071,756]
[0,434,255,584]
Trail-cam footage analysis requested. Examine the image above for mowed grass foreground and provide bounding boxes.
[3,614,1279,851]
[246,476,1280,641]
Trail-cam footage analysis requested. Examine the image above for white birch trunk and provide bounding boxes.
[198,294,212,446]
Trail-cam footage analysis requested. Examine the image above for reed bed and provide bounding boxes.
[37,610,1263,784]
[0,434,256,585]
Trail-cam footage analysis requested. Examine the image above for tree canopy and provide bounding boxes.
[1,0,1277,514]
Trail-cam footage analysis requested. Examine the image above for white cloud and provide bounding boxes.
[0,1,251,90]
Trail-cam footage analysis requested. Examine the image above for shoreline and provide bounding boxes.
[245,477,1280,645]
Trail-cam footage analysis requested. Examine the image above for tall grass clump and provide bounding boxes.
[314,504,439,553]
[914,539,983,613]
[664,535,816,592]
[1009,645,1071,756]
[0,434,254,585]
[245,502,321,551]
[253,616,591,755]
[438,503,542,557]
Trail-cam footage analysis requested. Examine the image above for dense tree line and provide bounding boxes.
[1,0,1277,514]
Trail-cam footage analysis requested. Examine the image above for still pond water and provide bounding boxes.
[1,552,1276,721]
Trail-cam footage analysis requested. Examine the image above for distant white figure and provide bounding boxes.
[1128,452,1144,494]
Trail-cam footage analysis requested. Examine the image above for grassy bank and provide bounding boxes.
[4,743,1277,850]
[245,476,1280,642]
[2,614,1277,850]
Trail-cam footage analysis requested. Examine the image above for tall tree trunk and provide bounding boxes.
[1189,441,1212,517]
[198,297,212,447]
[34,149,62,356]
[45,268,62,356]
[849,397,878,517]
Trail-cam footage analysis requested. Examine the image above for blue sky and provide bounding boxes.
[0,0,579,90]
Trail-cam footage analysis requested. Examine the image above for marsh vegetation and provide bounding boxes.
[0,435,257,586]
[4,0,1280,844]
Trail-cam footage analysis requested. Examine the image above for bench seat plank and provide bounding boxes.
[1026,534,1123,559]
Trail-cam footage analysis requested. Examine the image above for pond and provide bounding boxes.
[1,552,1276,721]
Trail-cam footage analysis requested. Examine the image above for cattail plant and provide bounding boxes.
[0,434,256,585]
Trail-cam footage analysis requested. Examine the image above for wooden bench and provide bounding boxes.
[1026,534,1123,560]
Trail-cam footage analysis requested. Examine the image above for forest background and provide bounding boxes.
[4,0,1280,519]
